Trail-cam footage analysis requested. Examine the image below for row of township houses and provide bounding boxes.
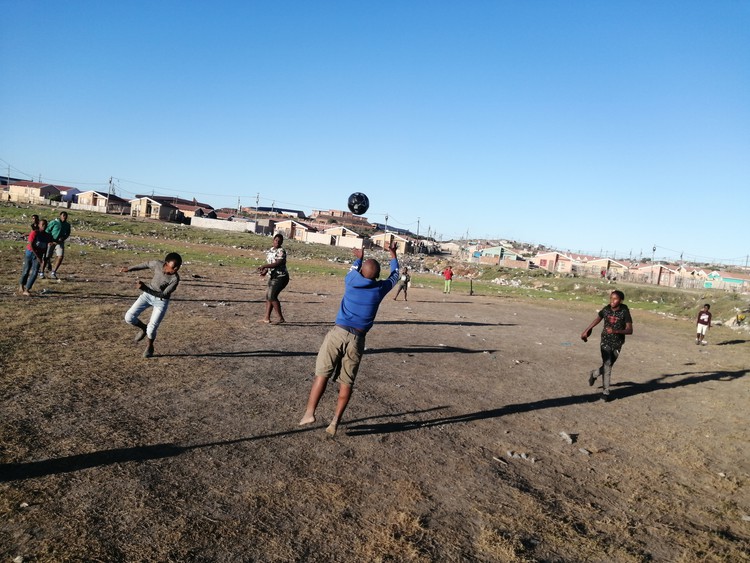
[530,250,750,291]
[2,180,427,255]
[188,206,419,254]
[3,181,131,213]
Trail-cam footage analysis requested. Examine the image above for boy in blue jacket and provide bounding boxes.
[300,243,399,436]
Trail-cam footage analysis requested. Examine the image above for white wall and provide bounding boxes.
[191,216,255,232]
[305,232,334,245]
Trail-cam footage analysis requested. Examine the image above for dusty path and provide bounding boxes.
[1,263,748,561]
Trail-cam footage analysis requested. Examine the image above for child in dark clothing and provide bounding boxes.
[695,304,712,345]
[581,290,634,402]
[299,243,399,436]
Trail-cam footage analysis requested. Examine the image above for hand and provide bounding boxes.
[581,328,592,342]
[388,242,397,257]
[352,248,364,261]
[136,280,146,290]
[120,267,129,273]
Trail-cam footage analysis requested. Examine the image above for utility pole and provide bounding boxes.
[237,197,241,215]
[416,217,420,253]
[652,245,656,285]
[385,213,388,233]
[255,193,259,222]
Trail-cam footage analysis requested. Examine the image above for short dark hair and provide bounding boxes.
[704,303,710,309]
[165,252,183,267]
[274,233,284,243]
[611,290,625,300]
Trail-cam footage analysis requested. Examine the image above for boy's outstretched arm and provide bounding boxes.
[581,316,602,342]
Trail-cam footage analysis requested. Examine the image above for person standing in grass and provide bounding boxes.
[392,266,410,301]
[19,219,51,296]
[299,243,399,436]
[42,211,71,280]
[258,233,289,324]
[121,252,182,358]
[581,290,633,402]
[695,304,712,345]
[442,265,454,294]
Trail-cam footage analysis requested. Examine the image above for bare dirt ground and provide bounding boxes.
[1,250,749,562]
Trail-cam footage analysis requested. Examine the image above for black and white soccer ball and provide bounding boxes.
[347,192,370,215]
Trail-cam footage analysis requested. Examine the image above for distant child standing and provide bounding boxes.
[696,304,712,345]
[581,290,634,402]
[121,252,182,358]
[299,243,399,436]
[442,265,454,294]
[19,219,51,296]
[393,266,410,301]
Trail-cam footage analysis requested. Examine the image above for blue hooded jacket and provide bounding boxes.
[335,257,399,333]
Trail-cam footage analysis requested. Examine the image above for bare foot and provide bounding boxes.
[276,319,286,324]
[257,318,271,324]
[326,421,338,436]
[299,414,316,426]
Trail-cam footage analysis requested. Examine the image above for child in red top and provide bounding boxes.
[442,266,454,294]
[19,219,52,295]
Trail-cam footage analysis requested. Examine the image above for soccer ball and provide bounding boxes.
[347,192,370,215]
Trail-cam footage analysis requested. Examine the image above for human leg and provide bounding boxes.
[26,255,41,291]
[19,250,34,290]
[43,244,54,274]
[51,243,64,275]
[263,276,288,322]
[326,383,353,436]
[300,376,328,425]
[144,296,169,339]
[140,297,169,356]
[270,299,285,323]
[125,293,151,327]
[600,348,620,396]
[143,337,155,358]
[271,276,288,322]
[393,284,403,300]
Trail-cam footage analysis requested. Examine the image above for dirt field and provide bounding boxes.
[1,249,749,562]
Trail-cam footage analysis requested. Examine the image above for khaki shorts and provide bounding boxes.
[315,326,365,387]
[266,274,289,301]
[697,324,708,336]
[46,242,64,259]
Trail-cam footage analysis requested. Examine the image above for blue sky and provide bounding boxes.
[2,1,748,265]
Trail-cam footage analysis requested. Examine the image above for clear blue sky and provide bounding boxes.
[2,1,748,265]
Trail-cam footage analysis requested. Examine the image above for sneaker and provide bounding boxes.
[134,329,147,343]
[143,346,154,358]
[600,394,611,403]
[38,271,44,279]
[588,369,597,386]
[50,271,58,280]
